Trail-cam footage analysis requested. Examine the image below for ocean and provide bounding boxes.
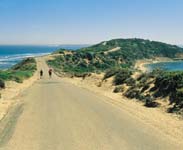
[0,45,86,69]
[147,61,183,71]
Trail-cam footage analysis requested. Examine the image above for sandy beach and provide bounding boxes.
[134,57,174,72]
[134,60,152,72]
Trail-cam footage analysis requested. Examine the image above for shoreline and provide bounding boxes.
[134,57,175,72]
[0,53,51,70]
[134,59,152,72]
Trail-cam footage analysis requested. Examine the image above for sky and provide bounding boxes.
[0,0,183,45]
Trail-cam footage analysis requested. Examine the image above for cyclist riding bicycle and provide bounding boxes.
[48,68,53,78]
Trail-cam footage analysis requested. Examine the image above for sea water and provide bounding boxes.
[147,61,183,71]
[0,45,86,69]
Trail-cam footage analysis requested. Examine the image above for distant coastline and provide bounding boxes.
[0,45,86,69]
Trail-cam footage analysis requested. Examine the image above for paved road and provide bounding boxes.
[0,58,181,150]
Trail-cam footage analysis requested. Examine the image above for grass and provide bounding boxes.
[0,58,37,84]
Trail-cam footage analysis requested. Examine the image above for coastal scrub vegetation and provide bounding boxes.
[124,70,183,114]
[0,58,37,85]
[102,68,183,113]
[113,69,133,85]
[48,38,183,76]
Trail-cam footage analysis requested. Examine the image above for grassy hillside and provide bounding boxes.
[79,38,183,57]
[48,38,183,75]
[0,58,37,89]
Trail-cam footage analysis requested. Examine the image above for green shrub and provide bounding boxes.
[103,68,120,80]
[168,88,183,113]
[12,58,36,71]
[0,79,5,89]
[74,72,91,79]
[141,84,150,93]
[144,95,159,108]
[113,69,132,85]
[125,78,136,86]
[153,71,183,98]
[124,87,141,99]
[113,86,124,93]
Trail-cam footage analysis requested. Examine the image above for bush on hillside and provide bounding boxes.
[113,69,132,85]
[113,86,124,93]
[0,79,5,89]
[125,77,136,86]
[168,88,183,113]
[153,71,183,98]
[141,84,150,93]
[144,95,159,108]
[12,57,36,71]
[124,87,141,99]
[103,68,120,80]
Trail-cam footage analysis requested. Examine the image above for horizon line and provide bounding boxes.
[0,44,92,46]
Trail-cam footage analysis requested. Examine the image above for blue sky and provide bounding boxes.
[0,0,182,45]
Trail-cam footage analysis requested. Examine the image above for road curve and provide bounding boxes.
[0,57,181,150]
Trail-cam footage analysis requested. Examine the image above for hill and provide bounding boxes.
[48,38,183,75]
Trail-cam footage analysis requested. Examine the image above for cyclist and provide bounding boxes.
[40,69,43,79]
[48,68,53,78]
